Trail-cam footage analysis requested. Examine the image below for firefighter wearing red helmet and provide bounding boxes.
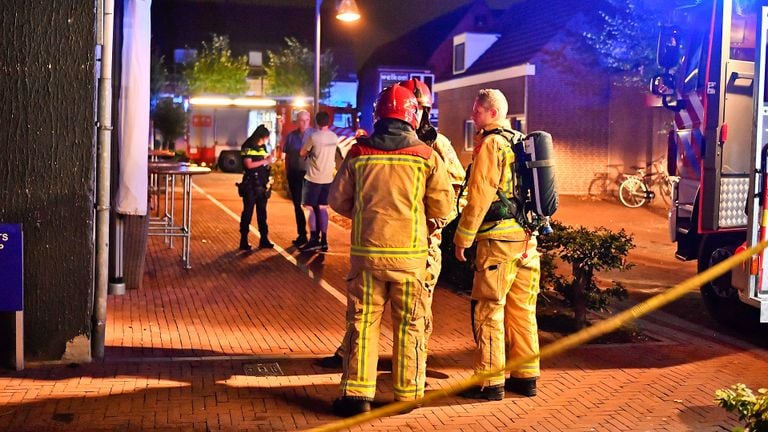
[328,83,453,416]
[317,80,465,369]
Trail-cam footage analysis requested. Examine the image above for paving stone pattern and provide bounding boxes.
[0,173,765,431]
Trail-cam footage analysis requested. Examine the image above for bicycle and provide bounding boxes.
[587,164,625,199]
[618,160,679,208]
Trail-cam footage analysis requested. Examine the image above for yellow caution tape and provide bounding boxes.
[308,240,768,432]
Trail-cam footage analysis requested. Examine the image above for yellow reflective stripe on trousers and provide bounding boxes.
[396,278,412,392]
[357,270,374,383]
[350,246,428,258]
[343,380,376,391]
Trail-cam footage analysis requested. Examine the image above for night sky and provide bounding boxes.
[151,0,520,69]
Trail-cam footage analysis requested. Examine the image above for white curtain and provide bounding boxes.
[115,0,151,215]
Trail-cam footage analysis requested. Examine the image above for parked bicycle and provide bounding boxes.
[618,159,679,208]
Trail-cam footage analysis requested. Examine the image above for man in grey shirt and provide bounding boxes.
[299,111,338,252]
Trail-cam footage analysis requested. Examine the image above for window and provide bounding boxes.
[173,48,197,64]
[508,115,526,134]
[454,42,466,74]
[248,51,263,67]
[464,120,476,151]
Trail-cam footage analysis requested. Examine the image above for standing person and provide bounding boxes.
[238,125,274,250]
[328,84,453,417]
[280,110,312,246]
[454,89,540,401]
[316,79,464,369]
[299,111,338,252]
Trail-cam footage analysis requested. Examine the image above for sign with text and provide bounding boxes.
[191,115,212,128]
[0,224,23,312]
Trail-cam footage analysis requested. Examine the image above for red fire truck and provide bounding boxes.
[651,0,767,324]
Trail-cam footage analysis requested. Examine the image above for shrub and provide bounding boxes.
[715,383,768,432]
[544,221,634,329]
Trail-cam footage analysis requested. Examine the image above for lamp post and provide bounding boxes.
[314,0,360,123]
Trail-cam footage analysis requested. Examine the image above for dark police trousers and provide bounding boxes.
[240,177,269,238]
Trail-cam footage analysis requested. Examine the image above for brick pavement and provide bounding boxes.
[0,172,765,431]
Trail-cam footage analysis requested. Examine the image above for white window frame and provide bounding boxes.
[464,120,476,151]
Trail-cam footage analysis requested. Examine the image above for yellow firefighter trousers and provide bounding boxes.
[423,227,443,346]
[334,230,440,358]
[340,267,428,401]
[471,237,540,387]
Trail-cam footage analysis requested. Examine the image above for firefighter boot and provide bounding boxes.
[458,384,504,401]
[505,377,537,397]
[300,231,321,252]
[331,397,371,417]
[239,233,252,251]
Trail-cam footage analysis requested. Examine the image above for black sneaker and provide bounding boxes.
[331,397,371,417]
[316,353,343,369]
[505,377,537,397]
[238,243,252,251]
[258,238,274,249]
[321,241,328,252]
[292,235,308,246]
[299,239,322,252]
[458,384,504,401]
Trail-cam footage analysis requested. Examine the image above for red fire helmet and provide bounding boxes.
[373,84,419,130]
[397,78,432,108]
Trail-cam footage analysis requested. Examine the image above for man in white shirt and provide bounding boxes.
[299,111,339,252]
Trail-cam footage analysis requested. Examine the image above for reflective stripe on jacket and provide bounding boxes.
[330,139,454,271]
[454,119,526,248]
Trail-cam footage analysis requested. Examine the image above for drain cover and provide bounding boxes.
[243,362,283,376]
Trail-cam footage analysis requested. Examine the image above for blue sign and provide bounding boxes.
[0,224,23,312]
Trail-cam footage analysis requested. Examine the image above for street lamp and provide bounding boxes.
[314,0,360,122]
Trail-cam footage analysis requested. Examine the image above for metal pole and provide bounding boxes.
[314,0,321,125]
[93,0,115,360]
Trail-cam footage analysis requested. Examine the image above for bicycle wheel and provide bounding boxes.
[618,177,648,208]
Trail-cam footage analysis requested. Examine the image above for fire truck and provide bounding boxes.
[651,0,767,324]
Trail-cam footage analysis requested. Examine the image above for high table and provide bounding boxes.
[148,163,211,269]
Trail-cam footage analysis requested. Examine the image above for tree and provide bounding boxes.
[265,37,336,99]
[184,34,249,95]
[150,50,168,106]
[152,99,186,151]
[581,0,664,87]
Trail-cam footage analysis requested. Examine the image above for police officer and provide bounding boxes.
[239,125,274,250]
[328,84,453,417]
[454,89,540,400]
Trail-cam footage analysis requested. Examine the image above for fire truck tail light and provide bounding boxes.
[751,255,760,275]
[720,123,728,142]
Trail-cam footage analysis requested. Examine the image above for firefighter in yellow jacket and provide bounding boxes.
[329,84,453,417]
[317,79,465,370]
[454,89,540,401]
